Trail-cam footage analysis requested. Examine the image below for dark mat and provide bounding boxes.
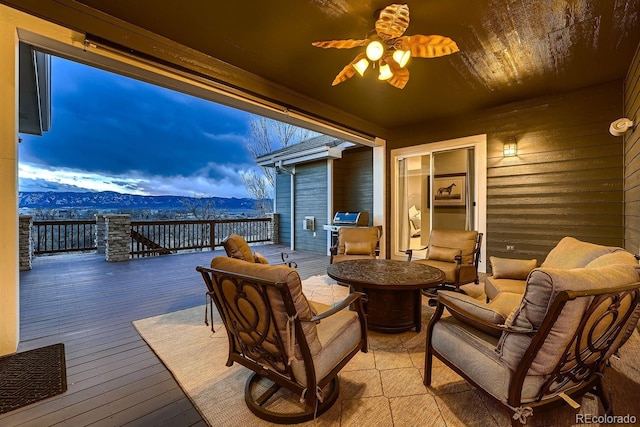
[0,343,67,414]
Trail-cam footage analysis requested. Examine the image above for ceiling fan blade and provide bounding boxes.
[387,61,409,89]
[312,39,368,49]
[331,53,366,86]
[375,3,410,40]
[396,35,460,58]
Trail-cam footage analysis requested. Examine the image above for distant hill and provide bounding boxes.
[18,191,266,212]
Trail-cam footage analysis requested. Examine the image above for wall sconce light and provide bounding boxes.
[503,140,517,156]
[609,118,636,136]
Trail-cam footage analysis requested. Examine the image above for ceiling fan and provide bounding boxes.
[312,3,459,89]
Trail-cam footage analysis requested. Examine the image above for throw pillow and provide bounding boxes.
[344,241,373,255]
[490,256,537,279]
[428,245,460,262]
[438,291,508,337]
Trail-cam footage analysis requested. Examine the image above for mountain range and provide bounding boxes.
[18,191,264,212]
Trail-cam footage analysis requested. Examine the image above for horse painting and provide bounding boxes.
[437,183,456,197]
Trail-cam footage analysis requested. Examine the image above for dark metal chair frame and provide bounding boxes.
[424,282,640,426]
[196,265,368,424]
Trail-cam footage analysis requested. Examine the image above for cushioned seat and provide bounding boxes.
[425,259,640,426]
[196,257,368,424]
[330,226,381,264]
[406,229,482,291]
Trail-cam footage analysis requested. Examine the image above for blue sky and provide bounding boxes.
[18,56,263,198]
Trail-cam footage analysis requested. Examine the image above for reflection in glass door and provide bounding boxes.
[394,146,476,255]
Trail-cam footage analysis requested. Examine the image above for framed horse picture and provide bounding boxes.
[433,174,466,206]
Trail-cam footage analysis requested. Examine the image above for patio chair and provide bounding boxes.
[196,257,368,424]
[405,229,482,293]
[223,233,297,267]
[330,226,382,264]
[424,264,640,426]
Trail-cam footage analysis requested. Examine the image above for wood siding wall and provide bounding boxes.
[333,147,374,222]
[275,172,291,245]
[624,43,640,255]
[294,161,328,253]
[389,80,624,263]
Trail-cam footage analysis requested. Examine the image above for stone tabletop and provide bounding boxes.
[327,259,444,290]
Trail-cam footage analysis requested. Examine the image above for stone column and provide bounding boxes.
[105,214,131,262]
[269,213,280,244]
[18,215,33,271]
[94,214,106,254]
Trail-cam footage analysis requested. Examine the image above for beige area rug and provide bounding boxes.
[133,276,640,427]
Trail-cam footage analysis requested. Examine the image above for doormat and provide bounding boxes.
[0,343,67,415]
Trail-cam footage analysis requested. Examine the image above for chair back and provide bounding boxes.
[222,234,258,263]
[336,226,381,256]
[500,265,640,404]
[204,256,319,383]
[427,229,480,266]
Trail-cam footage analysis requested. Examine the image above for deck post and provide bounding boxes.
[95,214,106,254]
[105,214,131,262]
[18,215,33,271]
[269,213,279,244]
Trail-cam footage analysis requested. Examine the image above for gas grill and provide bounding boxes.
[323,211,370,246]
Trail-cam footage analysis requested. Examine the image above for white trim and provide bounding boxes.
[290,167,295,251]
[327,159,334,255]
[390,134,487,272]
[373,138,386,258]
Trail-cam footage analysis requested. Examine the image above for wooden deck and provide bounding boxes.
[1,245,330,426]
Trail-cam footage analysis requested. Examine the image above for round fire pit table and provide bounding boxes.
[327,259,445,333]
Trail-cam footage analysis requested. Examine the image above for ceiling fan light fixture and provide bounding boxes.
[366,40,384,61]
[392,49,410,68]
[378,63,393,80]
[353,58,370,76]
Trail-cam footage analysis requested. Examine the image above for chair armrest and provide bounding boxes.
[436,295,534,334]
[406,246,428,261]
[309,292,366,322]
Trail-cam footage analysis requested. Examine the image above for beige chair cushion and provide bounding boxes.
[291,301,362,387]
[498,264,640,374]
[490,256,537,279]
[428,229,478,265]
[427,246,460,262]
[345,241,374,255]
[585,250,638,268]
[223,234,255,262]
[431,317,545,404]
[541,237,617,269]
[414,259,457,283]
[484,276,526,300]
[438,291,522,337]
[337,227,379,256]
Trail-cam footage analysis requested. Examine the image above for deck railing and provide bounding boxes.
[129,218,272,257]
[32,219,97,254]
[29,217,273,257]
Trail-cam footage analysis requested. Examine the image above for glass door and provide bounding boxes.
[391,135,486,265]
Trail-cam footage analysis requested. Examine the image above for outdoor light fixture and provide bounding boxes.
[609,118,636,136]
[503,140,517,157]
[312,4,459,89]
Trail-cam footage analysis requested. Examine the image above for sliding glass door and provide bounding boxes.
[391,135,487,269]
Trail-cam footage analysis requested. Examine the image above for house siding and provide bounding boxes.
[624,42,640,255]
[294,161,328,253]
[389,79,624,262]
[275,172,291,245]
[333,147,374,222]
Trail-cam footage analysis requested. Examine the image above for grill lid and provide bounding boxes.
[332,211,369,226]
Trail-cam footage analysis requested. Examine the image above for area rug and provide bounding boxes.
[133,275,640,427]
[0,343,67,415]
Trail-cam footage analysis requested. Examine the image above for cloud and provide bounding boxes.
[18,55,264,198]
[18,161,255,198]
